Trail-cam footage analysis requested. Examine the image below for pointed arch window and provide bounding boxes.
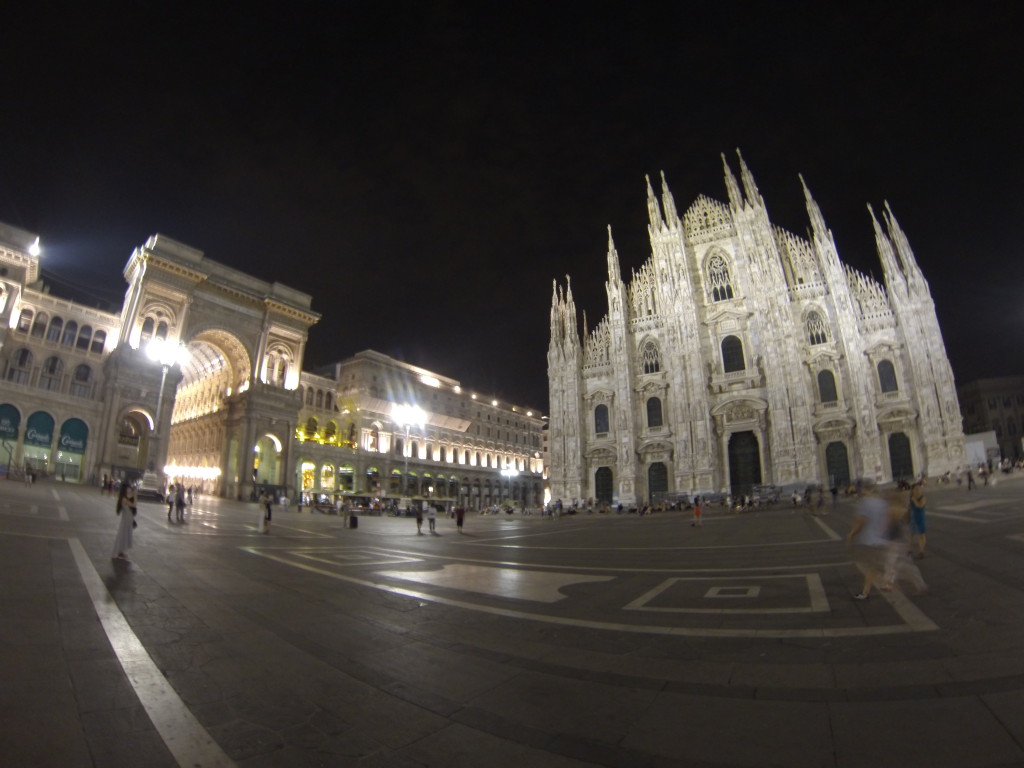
[707,254,735,302]
[140,317,155,341]
[721,335,745,373]
[39,356,64,392]
[646,397,663,428]
[75,325,93,351]
[16,309,33,333]
[90,330,107,355]
[7,348,33,384]
[640,340,661,374]
[46,317,64,343]
[877,360,898,393]
[61,321,78,347]
[70,364,94,398]
[31,312,48,338]
[594,404,609,435]
[806,311,829,345]
[817,370,838,403]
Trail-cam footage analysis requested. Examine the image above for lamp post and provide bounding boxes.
[391,403,425,506]
[501,465,520,508]
[145,339,189,477]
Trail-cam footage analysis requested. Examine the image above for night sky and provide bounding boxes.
[2,3,1021,412]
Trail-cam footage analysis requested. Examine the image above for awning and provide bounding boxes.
[0,404,20,440]
[59,418,89,453]
[25,411,54,447]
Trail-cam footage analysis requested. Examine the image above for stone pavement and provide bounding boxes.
[3,474,1024,767]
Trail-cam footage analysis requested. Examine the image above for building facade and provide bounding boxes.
[1,224,318,500]
[293,350,546,511]
[957,377,1024,461]
[548,153,965,506]
[1,222,545,505]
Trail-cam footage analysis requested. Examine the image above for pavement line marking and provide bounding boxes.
[57,505,69,521]
[357,545,850,574]
[244,547,934,638]
[810,517,842,540]
[31,504,38,516]
[68,539,236,768]
[51,488,60,500]
[927,511,990,523]
[622,573,830,614]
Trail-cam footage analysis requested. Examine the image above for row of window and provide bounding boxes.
[15,310,109,354]
[592,360,900,434]
[637,311,835,380]
[4,349,96,397]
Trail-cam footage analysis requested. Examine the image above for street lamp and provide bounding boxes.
[501,465,520,508]
[391,403,425,504]
[146,338,190,474]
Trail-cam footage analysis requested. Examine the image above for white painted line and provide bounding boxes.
[928,511,989,524]
[375,563,613,603]
[343,544,851,574]
[57,505,68,522]
[30,504,38,516]
[811,516,842,540]
[623,573,829,614]
[51,488,59,500]
[68,539,236,768]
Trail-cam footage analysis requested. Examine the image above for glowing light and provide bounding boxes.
[453,386,461,393]
[420,375,440,388]
[491,399,498,406]
[28,237,40,257]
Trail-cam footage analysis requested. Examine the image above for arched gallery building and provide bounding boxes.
[0,222,546,505]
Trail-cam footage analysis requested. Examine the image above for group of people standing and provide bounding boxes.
[166,483,192,523]
[847,479,929,600]
[413,505,466,535]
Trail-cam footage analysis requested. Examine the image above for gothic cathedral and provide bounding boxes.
[547,152,964,506]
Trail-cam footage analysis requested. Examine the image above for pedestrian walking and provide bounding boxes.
[881,500,927,595]
[967,468,975,490]
[427,505,437,534]
[847,479,889,600]
[112,482,138,561]
[415,506,423,535]
[166,482,176,521]
[259,491,272,533]
[691,496,702,527]
[908,481,927,559]
[455,505,465,533]
[175,484,187,522]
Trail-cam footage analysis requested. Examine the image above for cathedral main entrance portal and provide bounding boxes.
[825,442,851,490]
[888,432,914,482]
[728,431,762,497]
[595,467,613,505]
[648,462,668,501]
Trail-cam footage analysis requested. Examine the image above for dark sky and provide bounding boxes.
[2,3,1021,411]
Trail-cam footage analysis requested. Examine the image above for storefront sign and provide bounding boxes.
[0,404,19,440]
[59,418,89,453]
[25,411,55,447]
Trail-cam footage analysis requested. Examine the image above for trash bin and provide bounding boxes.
[348,514,358,529]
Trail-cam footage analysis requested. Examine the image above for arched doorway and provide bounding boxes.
[594,466,613,504]
[728,431,762,496]
[253,434,283,486]
[647,461,668,501]
[825,441,851,490]
[888,432,913,482]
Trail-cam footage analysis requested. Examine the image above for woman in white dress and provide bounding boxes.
[112,482,138,560]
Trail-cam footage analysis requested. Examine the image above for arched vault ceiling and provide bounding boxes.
[181,329,251,389]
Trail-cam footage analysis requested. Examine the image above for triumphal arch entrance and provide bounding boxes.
[95,235,319,500]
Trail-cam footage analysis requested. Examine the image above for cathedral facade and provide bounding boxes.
[547,153,965,506]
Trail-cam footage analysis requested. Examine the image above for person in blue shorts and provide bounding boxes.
[909,482,927,559]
